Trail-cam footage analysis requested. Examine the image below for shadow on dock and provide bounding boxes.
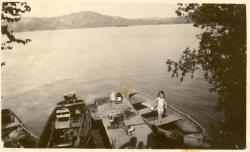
[87,119,112,148]
[88,118,184,149]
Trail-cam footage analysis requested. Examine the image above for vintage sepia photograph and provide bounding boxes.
[1,0,246,149]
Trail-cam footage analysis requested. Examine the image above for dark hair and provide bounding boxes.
[157,90,166,98]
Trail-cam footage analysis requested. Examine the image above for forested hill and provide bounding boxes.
[7,11,191,32]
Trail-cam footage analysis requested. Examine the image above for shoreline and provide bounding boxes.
[11,23,193,33]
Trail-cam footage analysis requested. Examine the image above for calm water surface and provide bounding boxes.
[2,24,221,137]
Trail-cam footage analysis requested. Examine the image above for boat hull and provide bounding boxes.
[39,101,92,148]
[2,109,40,148]
[125,89,211,148]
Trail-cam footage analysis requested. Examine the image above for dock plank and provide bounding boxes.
[96,98,152,148]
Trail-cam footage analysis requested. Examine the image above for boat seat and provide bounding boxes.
[150,115,181,126]
[2,122,20,130]
[71,121,81,128]
[130,99,143,105]
[138,108,152,115]
[141,102,154,108]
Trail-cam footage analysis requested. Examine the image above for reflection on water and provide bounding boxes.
[2,24,221,137]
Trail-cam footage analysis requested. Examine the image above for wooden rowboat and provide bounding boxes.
[39,93,92,148]
[124,88,211,148]
[2,109,39,147]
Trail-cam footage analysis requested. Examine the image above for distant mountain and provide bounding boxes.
[7,11,192,32]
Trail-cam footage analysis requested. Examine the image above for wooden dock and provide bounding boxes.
[95,97,152,148]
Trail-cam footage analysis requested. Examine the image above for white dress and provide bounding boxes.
[156,97,166,117]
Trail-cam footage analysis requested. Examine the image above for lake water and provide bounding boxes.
[2,24,221,137]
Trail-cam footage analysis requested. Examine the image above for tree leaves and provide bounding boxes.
[1,2,31,51]
[2,2,31,23]
[167,4,246,148]
[1,2,31,66]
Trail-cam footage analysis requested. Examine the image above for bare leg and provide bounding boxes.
[158,108,163,123]
[158,116,162,123]
[165,106,168,117]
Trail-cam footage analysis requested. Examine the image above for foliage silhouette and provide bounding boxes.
[167,4,246,149]
[1,2,31,66]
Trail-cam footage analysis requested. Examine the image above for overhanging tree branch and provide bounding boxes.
[167,4,246,149]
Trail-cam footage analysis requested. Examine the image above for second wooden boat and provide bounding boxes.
[124,88,211,148]
[39,93,92,148]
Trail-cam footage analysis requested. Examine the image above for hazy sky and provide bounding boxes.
[24,1,179,18]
